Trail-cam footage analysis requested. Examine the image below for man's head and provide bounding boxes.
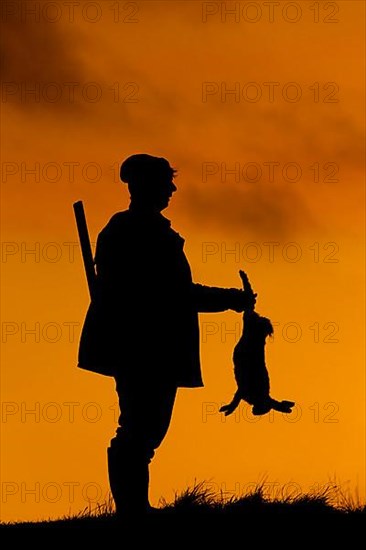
[120,154,177,211]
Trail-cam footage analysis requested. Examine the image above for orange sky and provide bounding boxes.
[1,0,365,522]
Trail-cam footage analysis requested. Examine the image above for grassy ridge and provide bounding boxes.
[1,481,364,529]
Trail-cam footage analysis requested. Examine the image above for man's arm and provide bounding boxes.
[191,283,255,313]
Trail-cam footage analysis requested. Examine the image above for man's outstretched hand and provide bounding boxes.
[228,289,257,312]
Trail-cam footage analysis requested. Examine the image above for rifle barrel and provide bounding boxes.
[73,201,97,301]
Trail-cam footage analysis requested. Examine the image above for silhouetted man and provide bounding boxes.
[78,154,255,517]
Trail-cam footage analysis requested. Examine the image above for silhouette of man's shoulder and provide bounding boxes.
[101,210,174,236]
[104,210,130,229]
[97,210,178,253]
[97,210,132,240]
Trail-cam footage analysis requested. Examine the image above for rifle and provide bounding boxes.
[73,201,97,301]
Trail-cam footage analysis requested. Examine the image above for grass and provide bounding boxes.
[1,480,364,531]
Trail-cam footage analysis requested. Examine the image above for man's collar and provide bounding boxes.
[128,204,171,228]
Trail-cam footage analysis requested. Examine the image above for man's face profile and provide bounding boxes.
[129,171,177,212]
[152,175,177,211]
[121,154,177,212]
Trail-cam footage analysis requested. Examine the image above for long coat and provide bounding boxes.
[78,207,241,387]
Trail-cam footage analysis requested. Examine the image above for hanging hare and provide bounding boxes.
[220,270,295,416]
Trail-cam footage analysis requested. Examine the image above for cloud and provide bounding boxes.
[0,4,83,109]
[2,1,362,241]
[177,175,316,239]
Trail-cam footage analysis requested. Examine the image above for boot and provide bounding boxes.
[107,445,150,518]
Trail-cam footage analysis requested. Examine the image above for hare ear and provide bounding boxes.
[239,270,246,290]
[239,270,255,295]
[239,270,247,284]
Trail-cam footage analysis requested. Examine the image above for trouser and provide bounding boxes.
[108,374,177,514]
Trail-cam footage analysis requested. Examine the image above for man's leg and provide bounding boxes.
[108,375,177,516]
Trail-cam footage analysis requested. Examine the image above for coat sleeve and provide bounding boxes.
[191,283,245,313]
